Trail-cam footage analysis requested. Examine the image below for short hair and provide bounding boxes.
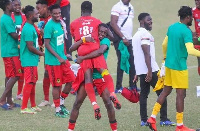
[178,6,192,20]
[138,13,150,21]
[22,5,35,18]
[0,0,11,11]
[48,4,60,12]
[99,23,109,29]
[81,1,92,13]
[36,0,48,5]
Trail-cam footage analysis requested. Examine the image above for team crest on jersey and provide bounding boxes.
[54,30,58,34]
[18,69,22,73]
[57,78,60,83]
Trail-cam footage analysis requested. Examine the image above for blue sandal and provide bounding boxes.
[0,103,10,110]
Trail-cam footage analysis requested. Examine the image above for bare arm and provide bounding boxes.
[26,41,44,56]
[9,32,18,40]
[44,39,65,63]
[55,0,62,5]
[69,39,83,52]
[141,44,152,82]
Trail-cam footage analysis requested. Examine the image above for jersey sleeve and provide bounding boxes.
[183,28,193,44]
[4,18,16,33]
[44,22,52,39]
[141,32,151,45]
[111,4,120,16]
[100,38,110,50]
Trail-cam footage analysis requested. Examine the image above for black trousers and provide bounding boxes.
[139,71,168,122]
[113,40,136,89]
[61,4,72,55]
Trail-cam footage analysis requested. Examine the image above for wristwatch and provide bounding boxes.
[122,36,126,40]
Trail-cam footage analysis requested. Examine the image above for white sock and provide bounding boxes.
[177,123,183,126]
[56,107,61,112]
[60,97,65,105]
[68,129,73,131]
[151,115,156,119]
[92,102,97,106]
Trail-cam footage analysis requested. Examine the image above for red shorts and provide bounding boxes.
[195,45,200,50]
[93,78,107,97]
[24,66,38,84]
[3,56,22,77]
[46,60,75,87]
[80,55,107,73]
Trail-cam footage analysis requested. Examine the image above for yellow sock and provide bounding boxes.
[176,112,183,126]
[151,102,161,118]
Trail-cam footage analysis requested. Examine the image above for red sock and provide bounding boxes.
[110,120,117,131]
[177,125,183,129]
[53,98,60,107]
[30,84,36,107]
[68,120,76,130]
[85,83,97,104]
[198,67,200,76]
[21,83,33,110]
[17,74,24,95]
[61,92,68,99]
[103,74,114,93]
[43,77,50,101]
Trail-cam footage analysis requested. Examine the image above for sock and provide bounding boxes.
[53,98,60,110]
[198,67,200,76]
[30,84,36,107]
[60,92,68,105]
[84,83,97,105]
[68,119,76,130]
[110,120,117,131]
[21,83,33,110]
[56,106,61,112]
[17,74,24,95]
[102,74,115,93]
[43,77,50,101]
[151,102,161,118]
[176,112,183,127]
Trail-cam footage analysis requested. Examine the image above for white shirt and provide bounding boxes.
[132,28,159,75]
[111,0,134,40]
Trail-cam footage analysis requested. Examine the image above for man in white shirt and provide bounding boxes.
[132,13,175,127]
[111,0,136,92]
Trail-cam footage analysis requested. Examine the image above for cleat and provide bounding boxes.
[93,104,101,120]
[31,106,42,112]
[147,117,157,131]
[21,108,37,114]
[110,95,121,110]
[141,121,148,126]
[114,87,123,94]
[16,94,23,100]
[55,110,68,118]
[38,100,50,107]
[160,120,176,126]
[60,104,70,115]
[175,125,195,131]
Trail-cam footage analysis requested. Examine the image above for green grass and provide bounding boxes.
[0,0,199,131]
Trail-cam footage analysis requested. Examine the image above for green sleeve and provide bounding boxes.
[4,17,16,33]
[44,23,52,39]
[100,38,110,50]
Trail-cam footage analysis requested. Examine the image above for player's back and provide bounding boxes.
[70,16,101,56]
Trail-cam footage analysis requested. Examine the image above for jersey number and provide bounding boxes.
[79,26,93,36]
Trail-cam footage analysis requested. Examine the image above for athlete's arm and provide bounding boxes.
[162,36,168,59]
[26,41,44,56]
[55,0,62,5]
[9,32,18,40]
[186,42,200,57]
[44,39,65,63]
[141,44,152,82]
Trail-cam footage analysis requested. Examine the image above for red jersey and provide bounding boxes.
[47,0,69,7]
[70,16,101,56]
[193,7,200,36]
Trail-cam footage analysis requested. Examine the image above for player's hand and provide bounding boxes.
[76,56,84,64]
[39,45,44,52]
[40,52,45,56]
[133,75,138,83]
[85,37,95,43]
[58,58,66,64]
[123,38,130,46]
[145,71,152,82]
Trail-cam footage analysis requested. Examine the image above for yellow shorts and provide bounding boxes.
[164,67,188,89]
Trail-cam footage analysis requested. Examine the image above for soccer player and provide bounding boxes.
[193,0,200,76]
[0,0,22,110]
[20,5,44,114]
[147,6,199,131]
[44,4,75,118]
[68,23,117,131]
[70,1,114,120]
[132,13,175,127]
[11,0,26,100]
[36,0,52,107]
